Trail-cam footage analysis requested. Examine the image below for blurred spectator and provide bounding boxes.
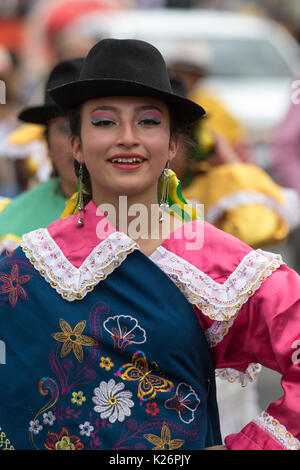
[167,42,251,162]
[0,57,82,256]
[0,43,29,197]
[19,0,129,105]
[271,99,300,197]
[270,95,300,273]
[170,74,299,249]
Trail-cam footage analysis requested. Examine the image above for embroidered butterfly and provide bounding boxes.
[115,350,174,404]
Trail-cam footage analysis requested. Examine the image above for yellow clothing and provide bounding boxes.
[0,197,10,213]
[189,88,246,148]
[183,162,289,248]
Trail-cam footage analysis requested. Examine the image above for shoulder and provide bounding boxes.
[150,219,283,324]
[160,219,253,282]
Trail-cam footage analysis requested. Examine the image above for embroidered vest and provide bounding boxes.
[0,246,222,450]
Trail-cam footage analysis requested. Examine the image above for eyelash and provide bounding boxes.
[90,116,161,127]
[91,117,115,126]
[139,117,161,125]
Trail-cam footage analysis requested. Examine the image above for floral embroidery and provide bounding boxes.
[100,356,114,371]
[29,419,43,435]
[42,411,56,426]
[52,319,98,363]
[71,391,86,406]
[0,262,32,307]
[165,383,200,424]
[0,426,14,450]
[79,421,94,437]
[92,379,134,423]
[45,427,84,450]
[144,423,184,450]
[103,315,147,350]
[115,350,174,404]
[145,402,160,417]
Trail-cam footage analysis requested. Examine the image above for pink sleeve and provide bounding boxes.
[213,265,300,450]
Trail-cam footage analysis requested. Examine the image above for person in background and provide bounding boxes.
[169,74,300,250]
[167,42,251,162]
[0,57,83,256]
[270,96,300,273]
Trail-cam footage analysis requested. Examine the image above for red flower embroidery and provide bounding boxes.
[45,427,84,450]
[145,402,160,417]
[0,263,32,307]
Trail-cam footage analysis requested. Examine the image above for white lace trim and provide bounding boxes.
[215,363,262,387]
[253,411,300,450]
[21,228,138,301]
[205,189,298,229]
[205,319,234,348]
[149,246,284,322]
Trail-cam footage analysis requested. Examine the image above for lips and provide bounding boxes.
[107,154,147,170]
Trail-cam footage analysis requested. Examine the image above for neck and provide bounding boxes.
[92,188,180,244]
[59,178,77,199]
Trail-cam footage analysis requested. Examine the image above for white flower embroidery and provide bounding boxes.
[103,315,147,350]
[92,379,134,423]
[42,411,56,426]
[165,382,200,424]
[79,421,94,437]
[29,419,43,434]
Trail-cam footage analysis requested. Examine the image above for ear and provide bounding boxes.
[168,133,179,163]
[71,135,84,164]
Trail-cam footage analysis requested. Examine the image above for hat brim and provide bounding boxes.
[18,105,61,125]
[49,79,205,125]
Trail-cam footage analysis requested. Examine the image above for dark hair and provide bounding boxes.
[68,105,92,196]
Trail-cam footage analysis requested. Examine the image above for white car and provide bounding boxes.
[76,8,300,168]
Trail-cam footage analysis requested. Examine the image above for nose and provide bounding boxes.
[116,121,139,148]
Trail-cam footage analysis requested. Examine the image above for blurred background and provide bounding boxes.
[0,0,300,442]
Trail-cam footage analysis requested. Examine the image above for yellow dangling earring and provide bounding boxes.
[158,162,201,223]
[76,162,85,227]
[158,161,171,223]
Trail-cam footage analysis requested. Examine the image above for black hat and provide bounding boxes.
[49,38,205,125]
[18,57,84,125]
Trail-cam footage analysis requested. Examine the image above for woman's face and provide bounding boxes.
[71,96,178,204]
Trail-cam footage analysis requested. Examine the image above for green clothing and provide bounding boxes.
[0,178,66,253]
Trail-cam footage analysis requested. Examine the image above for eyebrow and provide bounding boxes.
[90,105,164,114]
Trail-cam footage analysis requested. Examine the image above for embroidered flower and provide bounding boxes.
[71,391,86,406]
[45,427,84,450]
[100,356,114,371]
[43,411,56,426]
[92,379,134,423]
[79,421,94,437]
[165,382,200,424]
[0,263,32,307]
[103,315,147,350]
[52,319,98,363]
[145,402,160,417]
[144,423,184,450]
[29,419,43,435]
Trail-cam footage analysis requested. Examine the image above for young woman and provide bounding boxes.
[0,38,299,451]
